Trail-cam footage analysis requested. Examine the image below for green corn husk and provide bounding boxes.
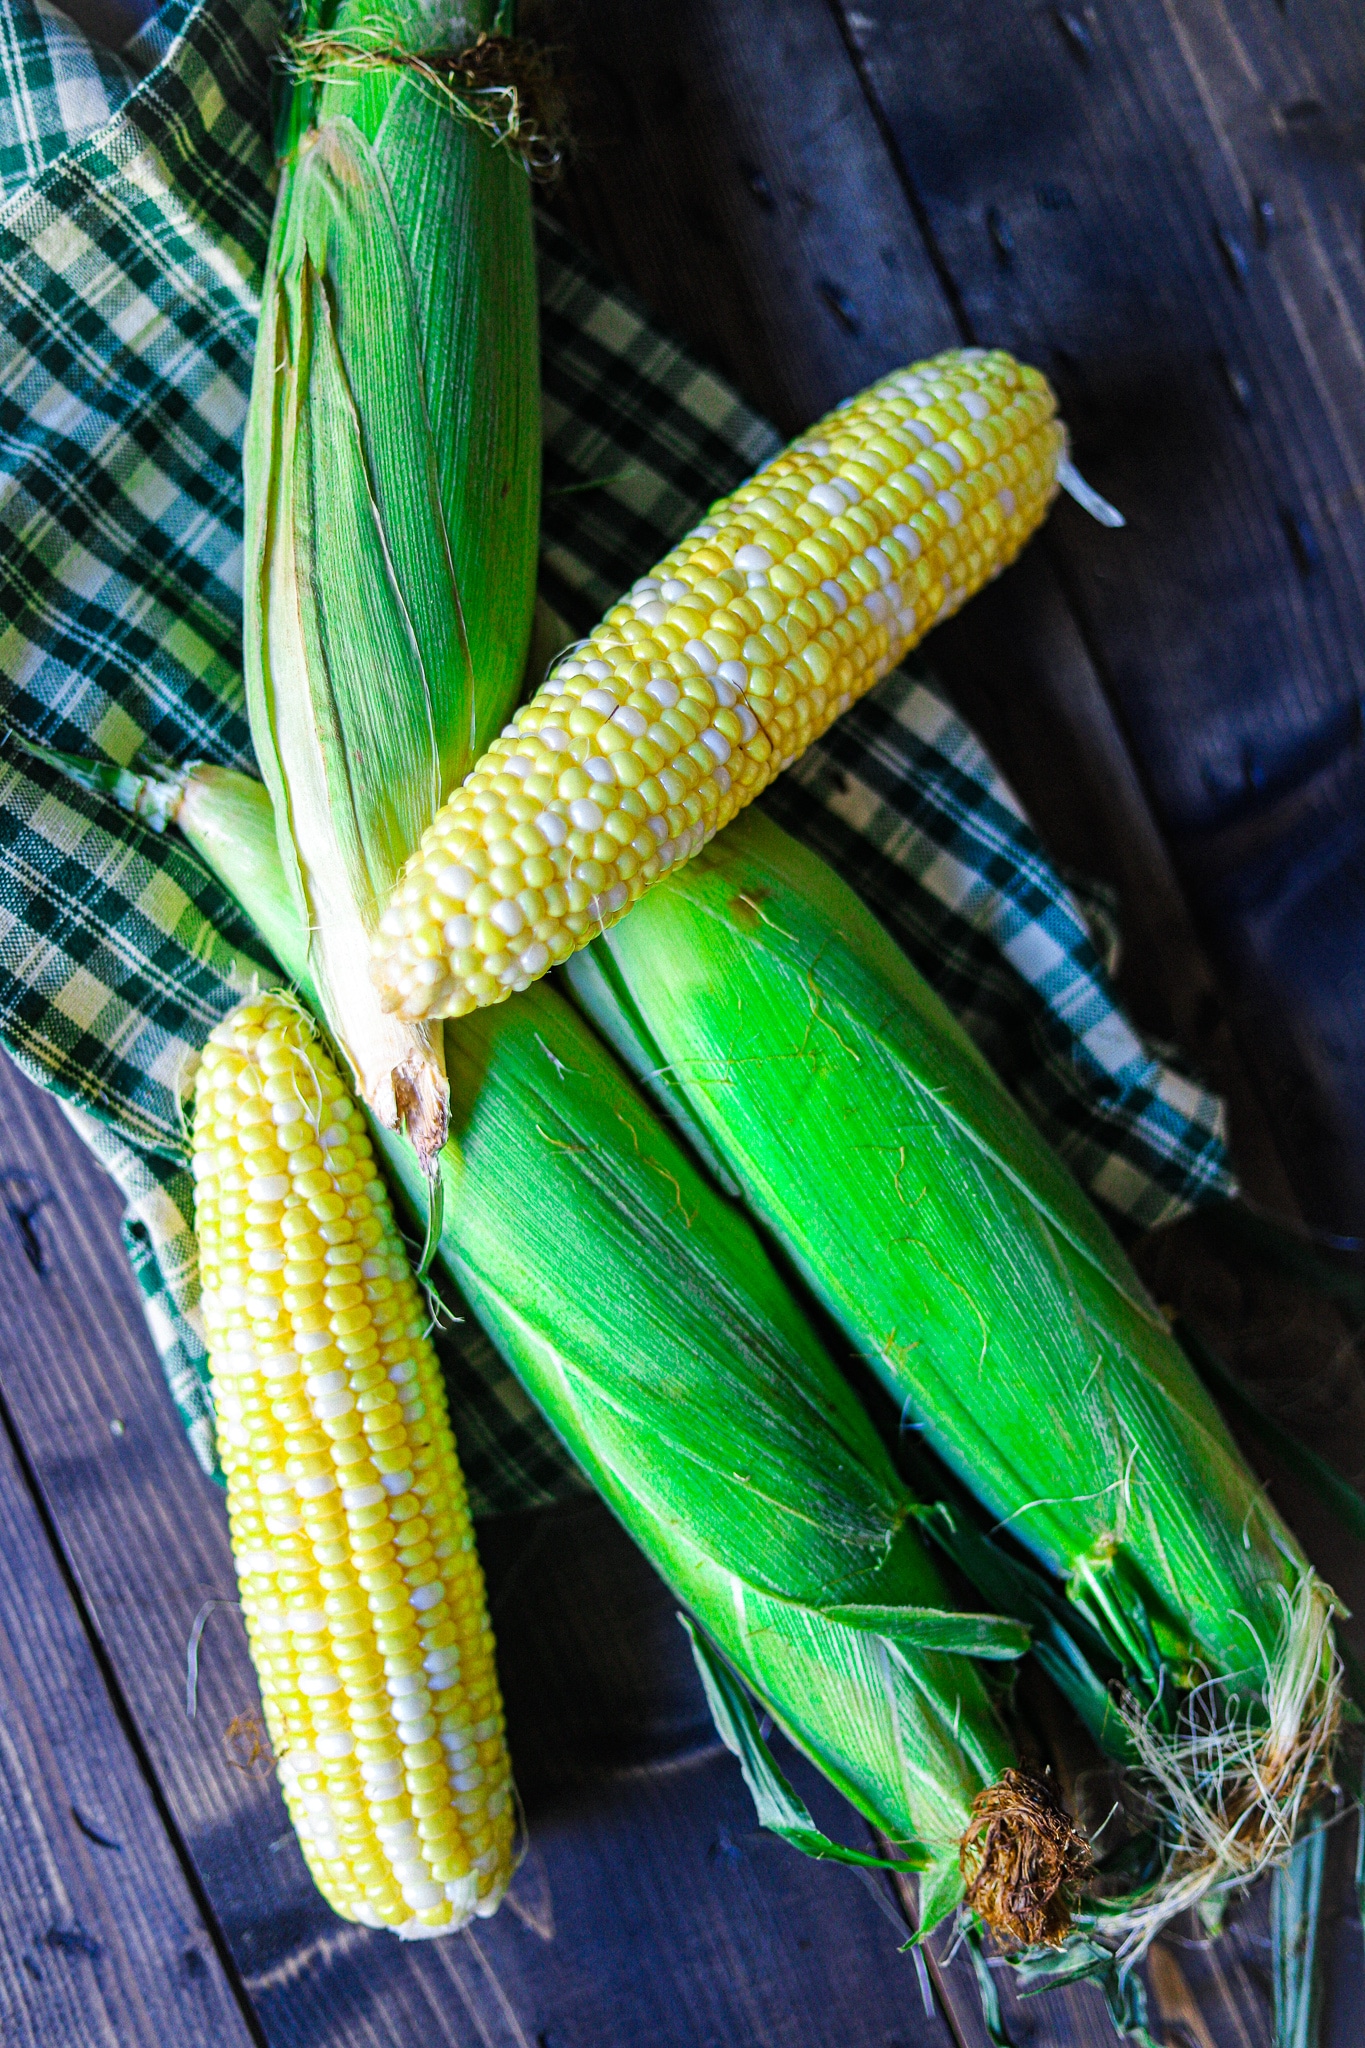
[1272,1807,1328,2048]
[125,757,1058,1937]
[566,806,1343,1953]
[244,0,540,1166]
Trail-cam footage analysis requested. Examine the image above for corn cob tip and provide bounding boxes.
[193,991,514,1933]
[369,347,1062,1021]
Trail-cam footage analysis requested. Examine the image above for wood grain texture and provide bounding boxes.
[540,0,1309,1221]
[832,0,1365,826]
[540,0,956,431]
[0,1384,255,2046]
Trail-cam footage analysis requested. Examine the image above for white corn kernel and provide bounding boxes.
[434,864,474,900]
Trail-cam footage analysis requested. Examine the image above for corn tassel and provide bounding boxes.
[193,992,514,1936]
[370,348,1061,1019]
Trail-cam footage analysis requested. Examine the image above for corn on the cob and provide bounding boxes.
[245,0,541,1163]
[370,347,1063,1021]
[193,992,514,1936]
[566,807,1342,1949]
[135,758,1055,1940]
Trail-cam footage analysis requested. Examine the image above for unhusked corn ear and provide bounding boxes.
[371,347,1063,1019]
[243,0,540,1162]
[193,993,513,1936]
[566,806,1343,1946]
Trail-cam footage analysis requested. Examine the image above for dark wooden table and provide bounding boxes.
[6,1,1365,2042]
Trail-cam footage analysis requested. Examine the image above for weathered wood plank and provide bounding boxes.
[831,0,1365,828]
[543,0,956,433]
[0,1320,255,2043]
[919,558,1303,1214]
[547,0,1365,1226]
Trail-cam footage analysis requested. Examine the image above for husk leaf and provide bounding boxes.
[566,808,1313,1697]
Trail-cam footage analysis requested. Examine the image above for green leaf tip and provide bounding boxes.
[682,1615,931,1876]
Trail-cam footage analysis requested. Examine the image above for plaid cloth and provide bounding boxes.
[0,0,1234,1510]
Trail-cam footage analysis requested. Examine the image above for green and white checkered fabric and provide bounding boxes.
[0,0,1234,1512]
[0,0,137,199]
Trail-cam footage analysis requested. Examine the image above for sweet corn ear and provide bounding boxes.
[193,992,514,1936]
[371,347,1063,1019]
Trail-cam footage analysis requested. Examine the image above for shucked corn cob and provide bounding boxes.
[194,993,513,1935]
[371,347,1063,1019]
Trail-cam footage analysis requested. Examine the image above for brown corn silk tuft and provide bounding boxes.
[282,27,567,176]
[960,1769,1092,1949]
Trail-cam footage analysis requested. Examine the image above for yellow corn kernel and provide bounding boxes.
[370,348,1063,1020]
[193,993,514,1936]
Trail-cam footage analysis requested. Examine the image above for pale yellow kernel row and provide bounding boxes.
[370,349,1063,1020]
[193,994,514,1937]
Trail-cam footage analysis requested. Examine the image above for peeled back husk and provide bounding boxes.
[243,0,540,1166]
[567,806,1343,1951]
